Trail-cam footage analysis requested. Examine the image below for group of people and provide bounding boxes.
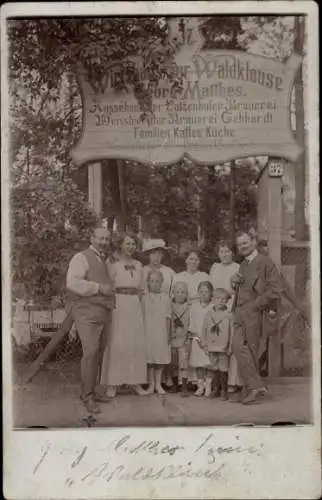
[66,227,282,414]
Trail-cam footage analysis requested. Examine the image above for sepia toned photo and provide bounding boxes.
[6,11,315,430]
[2,2,320,499]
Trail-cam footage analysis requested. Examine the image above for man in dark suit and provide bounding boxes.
[256,238,310,376]
[230,230,281,405]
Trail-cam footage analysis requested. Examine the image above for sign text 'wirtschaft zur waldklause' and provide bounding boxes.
[71,20,303,166]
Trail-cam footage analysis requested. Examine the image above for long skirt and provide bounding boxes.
[227,296,243,386]
[228,354,243,386]
[100,295,147,386]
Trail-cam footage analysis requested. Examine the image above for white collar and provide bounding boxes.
[245,249,258,263]
[90,245,103,259]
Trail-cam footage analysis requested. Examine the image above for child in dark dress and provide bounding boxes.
[170,281,191,397]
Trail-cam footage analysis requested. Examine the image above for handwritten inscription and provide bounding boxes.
[80,461,224,485]
[194,433,263,464]
[31,433,264,489]
[111,434,184,456]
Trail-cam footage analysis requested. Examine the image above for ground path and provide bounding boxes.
[13,362,311,427]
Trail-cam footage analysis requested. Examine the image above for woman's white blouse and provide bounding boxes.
[209,262,240,293]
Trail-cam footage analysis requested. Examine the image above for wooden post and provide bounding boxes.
[267,184,282,265]
[294,16,306,241]
[267,159,283,377]
[88,162,103,217]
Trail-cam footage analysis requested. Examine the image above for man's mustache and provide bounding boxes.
[99,245,112,254]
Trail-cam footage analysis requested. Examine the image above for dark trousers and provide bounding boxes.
[232,312,264,391]
[75,314,112,397]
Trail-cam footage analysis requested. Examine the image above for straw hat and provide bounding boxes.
[142,238,168,253]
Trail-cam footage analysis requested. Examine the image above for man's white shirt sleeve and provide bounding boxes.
[66,253,100,296]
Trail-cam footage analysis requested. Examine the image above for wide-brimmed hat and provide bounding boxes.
[142,238,168,253]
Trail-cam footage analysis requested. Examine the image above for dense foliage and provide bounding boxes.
[8,16,297,301]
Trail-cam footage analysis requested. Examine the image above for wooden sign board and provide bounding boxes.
[71,25,303,166]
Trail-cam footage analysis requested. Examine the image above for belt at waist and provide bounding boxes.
[115,287,139,295]
[235,300,257,308]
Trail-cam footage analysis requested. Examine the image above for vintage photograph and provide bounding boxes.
[7,13,313,429]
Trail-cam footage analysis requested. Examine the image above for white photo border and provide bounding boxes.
[1,2,320,499]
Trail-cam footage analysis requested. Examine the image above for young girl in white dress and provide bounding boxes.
[100,232,148,398]
[171,250,209,386]
[209,240,242,391]
[188,281,214,396]
[142,269,172,395]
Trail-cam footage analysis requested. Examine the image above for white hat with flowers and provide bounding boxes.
[142,238,168,253]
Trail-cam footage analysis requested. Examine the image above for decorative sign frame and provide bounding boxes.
[71,20,303,166]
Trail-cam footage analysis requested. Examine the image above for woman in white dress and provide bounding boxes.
[209,240,242,391]
[142,239,175,296]
[172,250,209,301]
[142,239,176,390]
[100,232,148,398]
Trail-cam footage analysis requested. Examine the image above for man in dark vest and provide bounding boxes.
[230,230,281,405]
[66,227,115,414]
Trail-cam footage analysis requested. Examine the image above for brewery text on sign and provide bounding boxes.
[71,41,302,165]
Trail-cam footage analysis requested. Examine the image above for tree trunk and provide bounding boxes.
[117,160,127,231]
[229,161,236,247]
[26,148,32,237]
[107,217,115,231]
[203,166,216,245]
[106,159,128,231]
